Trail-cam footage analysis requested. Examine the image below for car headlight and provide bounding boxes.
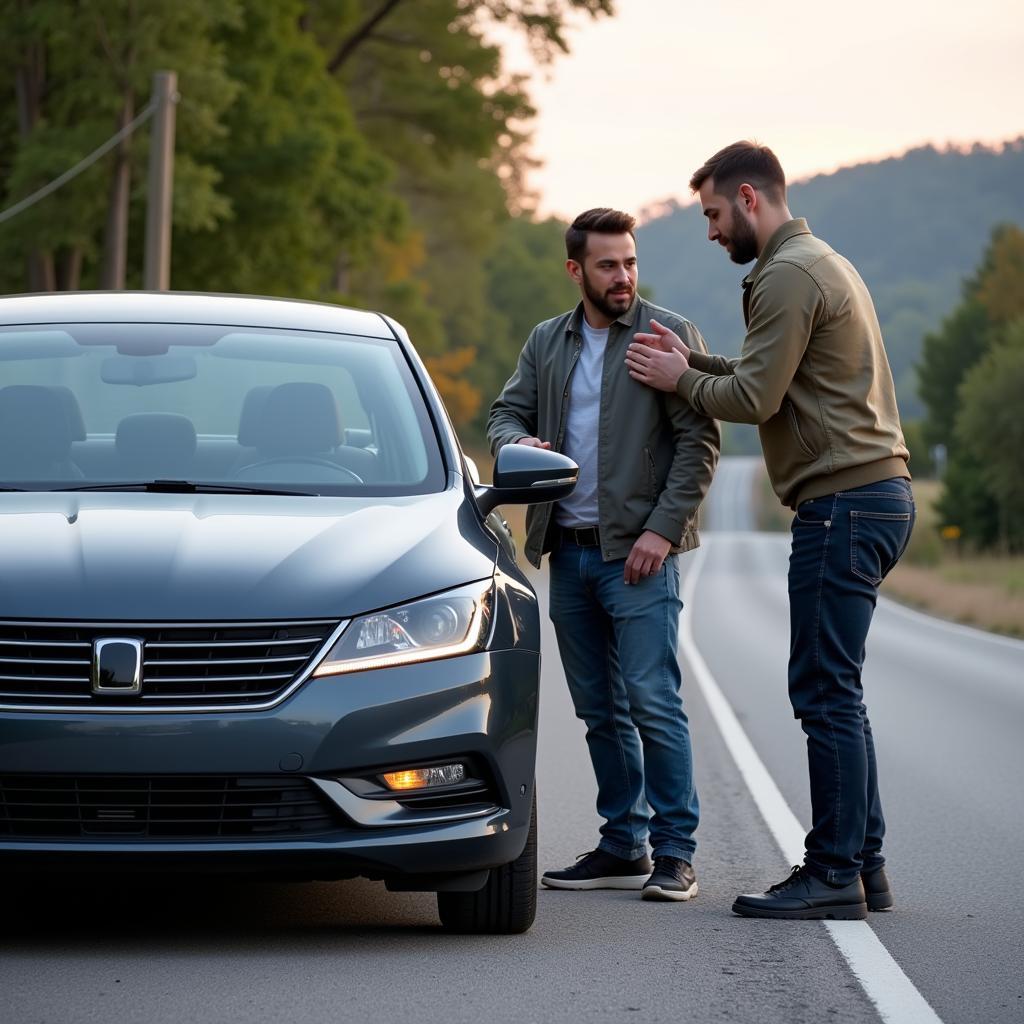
[311,580,494,676]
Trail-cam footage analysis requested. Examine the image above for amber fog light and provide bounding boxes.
[382,763,466,791]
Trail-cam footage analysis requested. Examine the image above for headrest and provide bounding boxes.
[116,413,197,468]
[48,386,87,441]
[236,385,276,448]
[241,382,342,456]
[0,385,78,459]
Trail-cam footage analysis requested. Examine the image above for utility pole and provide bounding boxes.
[143,71,178,291]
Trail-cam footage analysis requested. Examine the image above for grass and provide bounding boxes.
[751,470,1024,638]
[882,479,1024,637]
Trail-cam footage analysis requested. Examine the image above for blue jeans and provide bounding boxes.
[548,541,698,862]
[788,477,915,885]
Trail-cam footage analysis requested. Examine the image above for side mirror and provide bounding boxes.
[475,444,577,516]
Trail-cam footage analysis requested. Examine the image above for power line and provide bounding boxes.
[0,101,157,226]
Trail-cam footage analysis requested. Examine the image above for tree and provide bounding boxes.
[918,224,1024,548]
[0,0,239,293]
[173,0,403,299]
[953,319,1024,550]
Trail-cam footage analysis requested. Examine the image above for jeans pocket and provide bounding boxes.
[794,496,833,526]
[850,510,913,585]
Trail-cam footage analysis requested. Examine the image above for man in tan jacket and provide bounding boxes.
[625,141,915,920]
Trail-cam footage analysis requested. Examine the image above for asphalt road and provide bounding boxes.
[3,457,1022,1024]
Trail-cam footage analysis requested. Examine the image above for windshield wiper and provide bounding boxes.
[48,480,317,496]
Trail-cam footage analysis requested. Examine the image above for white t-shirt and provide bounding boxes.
[556,318,607,527]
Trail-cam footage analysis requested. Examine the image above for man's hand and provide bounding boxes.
[627,319,691,392]
[624,530,672,584]
[516,437,552,449]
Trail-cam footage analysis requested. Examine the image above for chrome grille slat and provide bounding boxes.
[146,637,324,650]
[142,671,295,685]
[0,674,91,683]
[145,654,308,668]
[0,640,92,649]
[0,620,339,709]
[0,657,90,667]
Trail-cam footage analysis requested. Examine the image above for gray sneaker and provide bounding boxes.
[542,849,652,890]
[641,856,698,902]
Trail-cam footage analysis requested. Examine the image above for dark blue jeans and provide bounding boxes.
[548,542,698,862]
[789,477,915,885]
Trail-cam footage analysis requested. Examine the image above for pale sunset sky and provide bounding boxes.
[496,0,1024,219]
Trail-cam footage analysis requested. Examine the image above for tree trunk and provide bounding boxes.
[56,247,84,291]
[331,251,350,294]
[101,92,135,290]
[14,36,55,292]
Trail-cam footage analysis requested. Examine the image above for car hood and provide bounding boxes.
[0,489,496,621]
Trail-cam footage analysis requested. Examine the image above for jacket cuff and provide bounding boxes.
[492,433,528,454]
[686,350,714,373]
[676,367,706,403]
[643,509,686,545]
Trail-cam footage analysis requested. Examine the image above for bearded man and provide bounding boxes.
[488,207,719,901]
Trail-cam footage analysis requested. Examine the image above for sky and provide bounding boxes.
[496,0,1024,220]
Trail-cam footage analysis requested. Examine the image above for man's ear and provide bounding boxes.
[737,183,758,212]
[565,259,583,284]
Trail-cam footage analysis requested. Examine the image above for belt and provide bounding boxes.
[560,525,600,547]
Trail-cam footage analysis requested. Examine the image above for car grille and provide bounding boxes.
[0,620,339,709]
[0,774,343,839]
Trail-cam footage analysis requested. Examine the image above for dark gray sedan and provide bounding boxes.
[0,292,575,934]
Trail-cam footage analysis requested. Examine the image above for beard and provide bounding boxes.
[725,202,759,264]
[581,271,635,321]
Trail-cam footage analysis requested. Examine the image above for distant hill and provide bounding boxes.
[636,138,1024,427]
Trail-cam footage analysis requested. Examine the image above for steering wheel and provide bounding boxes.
[233,457,363,484]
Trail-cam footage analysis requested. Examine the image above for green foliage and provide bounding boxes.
[173,0,402,298]
[0,0,240,291]
[953,319,1024,550]
[899,418,935,479]
[919,225,1024,550]
[918,299,992,449]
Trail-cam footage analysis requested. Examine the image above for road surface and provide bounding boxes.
[3,457,1022,1024]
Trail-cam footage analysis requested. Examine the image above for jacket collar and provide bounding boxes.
[566,296,640,337]
[742,218,811,288]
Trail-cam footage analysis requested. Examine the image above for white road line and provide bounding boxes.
[680,540,945,1024]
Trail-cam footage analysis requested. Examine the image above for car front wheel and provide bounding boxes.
[437,793,537,934]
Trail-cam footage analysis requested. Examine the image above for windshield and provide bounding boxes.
[0,322,445,495]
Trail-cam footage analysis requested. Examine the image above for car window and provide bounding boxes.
[0,323,445,495]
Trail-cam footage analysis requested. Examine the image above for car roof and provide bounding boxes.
[0,291,395,339]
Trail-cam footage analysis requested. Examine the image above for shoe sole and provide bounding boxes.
[731,900,867,920]
[541,874,649,891]
[641,882,698,902]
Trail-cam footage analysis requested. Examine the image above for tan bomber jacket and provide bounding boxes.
[676,219,909,509]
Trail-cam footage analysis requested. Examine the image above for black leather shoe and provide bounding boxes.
[641,856,698,902]
[732,865,867,920]
[862,865,893,911]
[541,849,652,890]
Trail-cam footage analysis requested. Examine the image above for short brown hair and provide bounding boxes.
[689,141,787,203]
[565,207,636,263]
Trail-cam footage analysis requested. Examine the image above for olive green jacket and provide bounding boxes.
[487,298,720,568]
[677,219,909,509]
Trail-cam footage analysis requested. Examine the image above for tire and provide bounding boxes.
[437,793,537,934]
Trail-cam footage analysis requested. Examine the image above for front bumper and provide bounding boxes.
[0,647,539,882]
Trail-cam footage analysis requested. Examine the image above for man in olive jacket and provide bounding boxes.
[488,207,719,901]
[626,142,914,920]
